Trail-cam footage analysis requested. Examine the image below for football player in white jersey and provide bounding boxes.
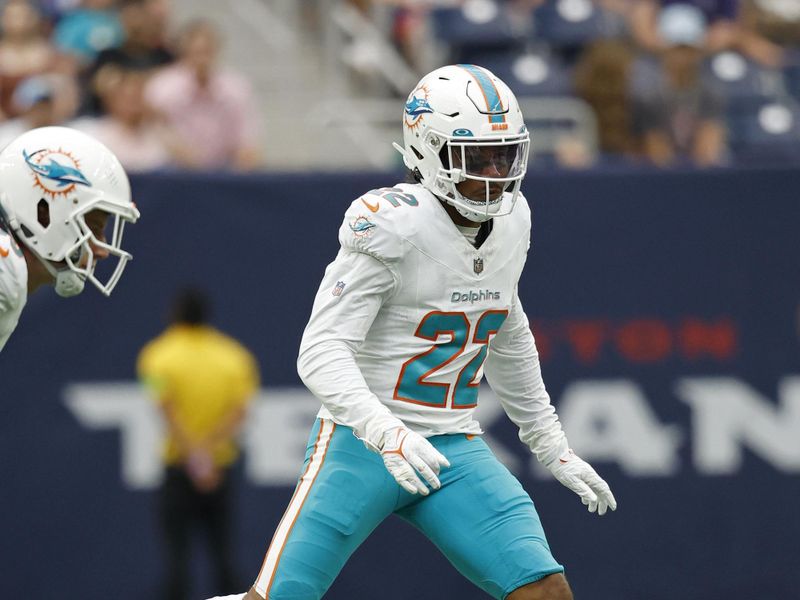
[215,65,616,600]
[0,126,140,351]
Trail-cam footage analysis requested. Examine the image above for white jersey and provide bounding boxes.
[0,227,28,352]
[298,183,567,463]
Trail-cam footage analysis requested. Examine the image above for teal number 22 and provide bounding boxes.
[393,310,508,409]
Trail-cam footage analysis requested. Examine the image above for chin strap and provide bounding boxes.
[39,258,85,297]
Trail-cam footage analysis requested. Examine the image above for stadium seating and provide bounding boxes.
[532,0,626,59]
[477,51,575,97]
[703,51,785,111]
[430,1,524,63]
[782,49,800,104]
[727,99,800,164]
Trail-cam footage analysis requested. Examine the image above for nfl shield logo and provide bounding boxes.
[332,281,345,296]
[473,258,484,274]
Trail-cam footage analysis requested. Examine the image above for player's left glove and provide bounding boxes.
[380,426,450,496]
[546,449,617,516]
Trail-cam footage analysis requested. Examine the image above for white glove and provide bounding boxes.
[547,449,617,516]
[380,426,450,495]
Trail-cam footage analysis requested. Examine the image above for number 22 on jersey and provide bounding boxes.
[393,310,508,409]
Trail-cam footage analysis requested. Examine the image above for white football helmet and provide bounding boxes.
[393,64,529,222]
[0,126,139,297]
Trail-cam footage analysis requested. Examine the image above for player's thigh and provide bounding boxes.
[398,436,564,600]
[254,418,396,600]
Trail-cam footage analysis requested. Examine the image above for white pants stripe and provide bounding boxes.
[254,418,336,597]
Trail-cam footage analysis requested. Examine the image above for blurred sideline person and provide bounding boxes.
[211,64,616,600]
[138,288,259,600]
[0,125,140,351]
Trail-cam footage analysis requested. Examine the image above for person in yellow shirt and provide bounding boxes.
[138,288,260,600]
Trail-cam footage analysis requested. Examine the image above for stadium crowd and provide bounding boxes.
[2,0,799,170]
[337,0,800,168]
[0,0,261,171]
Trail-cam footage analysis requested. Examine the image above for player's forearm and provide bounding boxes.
[298,340,404,448]
[485,348,568,465]
[484,302,568,465]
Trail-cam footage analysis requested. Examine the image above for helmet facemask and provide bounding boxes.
[35,199,138,297]
[433,131,529,222]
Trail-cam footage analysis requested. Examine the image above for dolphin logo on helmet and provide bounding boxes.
[23,148,92,189]
[405,96,434,118]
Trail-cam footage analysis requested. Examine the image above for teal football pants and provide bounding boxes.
[253,418,564,599]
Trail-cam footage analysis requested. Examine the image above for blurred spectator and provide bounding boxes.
[630,0,784,67]
[52,0,124,70]
[83,0,173,114]
[0,0,55,118]
[138,288,259,600]
[387,0,466,72]
[574,38,639,158]
[632,3,727,166]
[36,0,82,22]
[93,0,172,70]
[144,20,262,171]
[72,67,176,171]
[391,3,431,72]
[0,74,70,147]
[740,0,800,49]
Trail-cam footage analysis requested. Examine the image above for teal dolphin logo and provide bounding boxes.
[350,216,376,238]
[405,96,433,118]
[404,84,434,129]
[24,149,92,189]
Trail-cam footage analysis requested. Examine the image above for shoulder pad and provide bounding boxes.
[338,184,425,263]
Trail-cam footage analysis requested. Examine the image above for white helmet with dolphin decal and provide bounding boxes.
[0,126,140,297]
[393,64,530,222]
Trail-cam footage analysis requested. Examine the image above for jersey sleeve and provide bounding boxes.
[483,290,569,466]
[0,245,27,351]
[297,245,405,450]
[0,266,18,315]
[0,275,18,349]
[337,191,408,268]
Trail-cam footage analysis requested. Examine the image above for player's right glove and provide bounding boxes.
[379,426,450,495]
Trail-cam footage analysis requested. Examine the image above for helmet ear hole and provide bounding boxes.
[37,198,50,229]
[411,145,424,161]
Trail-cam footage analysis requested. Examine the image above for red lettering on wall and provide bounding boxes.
[615,319,672,363]
[565,321,608,363]
[529,316,739,365]
[678,319,737,360]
